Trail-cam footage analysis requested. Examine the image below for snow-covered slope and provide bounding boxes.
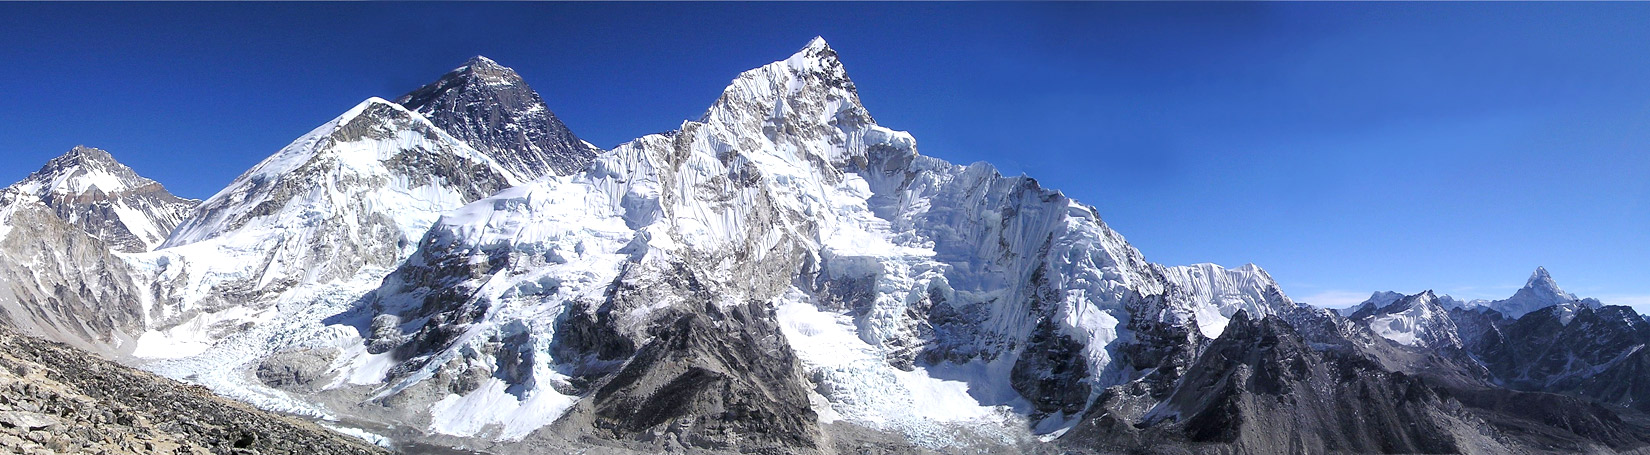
[120,98,522,416]
[1161,263,1295,339]
[7,146,198,252]
[332,38,1300,450]
[7,36,1650,455]
[1348,290,1461,349]
[395,56,601,178]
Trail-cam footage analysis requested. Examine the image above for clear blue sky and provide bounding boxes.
[3,3,1648,309]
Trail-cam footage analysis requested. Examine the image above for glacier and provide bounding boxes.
[0,38,1311,452]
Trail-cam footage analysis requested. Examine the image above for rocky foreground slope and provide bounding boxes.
[0,325,385,455]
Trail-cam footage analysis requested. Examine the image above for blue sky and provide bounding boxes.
[3,3,1648,309]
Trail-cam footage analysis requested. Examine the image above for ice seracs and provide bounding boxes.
[1161,263,1295,338]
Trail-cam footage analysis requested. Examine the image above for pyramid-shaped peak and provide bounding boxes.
[40,146,127,174]
[9,145,197,252]
[392,53,597,178]
[1520,266,1572,299]
[1527,266,1557,288]
[14,145,153,198]
[804,36,831,51]
[784,36,848,75]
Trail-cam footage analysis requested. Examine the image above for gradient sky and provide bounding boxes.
[3,3,1648,309]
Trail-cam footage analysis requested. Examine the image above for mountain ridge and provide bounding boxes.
[0,38,1646,455]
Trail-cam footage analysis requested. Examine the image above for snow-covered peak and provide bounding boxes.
[15,146,151,197]
[700,37,865,143]
[1523,266,1569,298]
[5,146,198,252]
[1351,290,1462,349]
[803,35,830,51]
[1162,262,1296,338]
[1337,290,1406,316]
[163,97,519,249]
[394,56,598,178]
[1480,267,1583,318]
[336,37,1178,444]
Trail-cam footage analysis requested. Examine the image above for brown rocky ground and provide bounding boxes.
[0,325,385,455]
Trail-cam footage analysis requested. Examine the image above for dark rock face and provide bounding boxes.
[1445,386,1650,452]
[1062,312,1650,454]
[12,146,198,253]
[1447,306,1509,354]
[583,300,820,453]
[1475,304,1650,406]
[1158,312,1462,453]
[396,56,600,178]
[0,325,384,454]
[256,348,342,392]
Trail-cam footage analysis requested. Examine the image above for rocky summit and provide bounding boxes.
[1,37,1650,455]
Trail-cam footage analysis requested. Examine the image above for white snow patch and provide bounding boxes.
[427,377,578,441]
[776,289,1017,446]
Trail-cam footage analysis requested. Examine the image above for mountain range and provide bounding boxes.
[3,38,1650,454]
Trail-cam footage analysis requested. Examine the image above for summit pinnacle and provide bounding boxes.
[394,55,600,178]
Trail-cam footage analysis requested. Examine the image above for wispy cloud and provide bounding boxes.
[1294,290,1370,309]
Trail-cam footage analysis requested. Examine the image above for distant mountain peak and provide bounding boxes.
[1350,289,1462,349]
[394,55,598,178]
[25,146,142,196]
[4,146,197,252]
[1474,267,1583,319]
[1526,266,1562,292]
